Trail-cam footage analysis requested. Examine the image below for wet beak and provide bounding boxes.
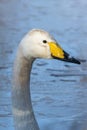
[48,42,81,64]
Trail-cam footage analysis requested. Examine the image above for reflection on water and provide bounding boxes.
[0,0,87,130]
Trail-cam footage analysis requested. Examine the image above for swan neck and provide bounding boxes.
[12,48,39,130]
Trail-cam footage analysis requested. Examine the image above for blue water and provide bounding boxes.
[0,0,87,130]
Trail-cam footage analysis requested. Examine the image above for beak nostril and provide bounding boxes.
[63,50,81,64]
[63,50,69,59]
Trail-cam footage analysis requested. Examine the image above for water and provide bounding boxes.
[0,0,87,130]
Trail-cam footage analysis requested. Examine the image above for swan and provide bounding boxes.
[12,29,80,130]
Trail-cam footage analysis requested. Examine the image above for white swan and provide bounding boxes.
[12,29,80,130]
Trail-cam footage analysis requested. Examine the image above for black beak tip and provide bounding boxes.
[69,57,81,64]
[63,50,81,64]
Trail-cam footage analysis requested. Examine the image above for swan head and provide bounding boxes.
[20,29,80,64]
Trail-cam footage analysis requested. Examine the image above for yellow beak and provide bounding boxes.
[48,42,80,64]
[48,42,65,59]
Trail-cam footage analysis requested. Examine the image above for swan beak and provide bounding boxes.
[48,42,81,64]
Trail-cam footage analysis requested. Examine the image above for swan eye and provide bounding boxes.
[43,40,47,44]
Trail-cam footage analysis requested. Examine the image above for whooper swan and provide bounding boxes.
[12,29,80,130]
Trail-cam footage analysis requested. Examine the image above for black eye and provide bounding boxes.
[43,40,47,43]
